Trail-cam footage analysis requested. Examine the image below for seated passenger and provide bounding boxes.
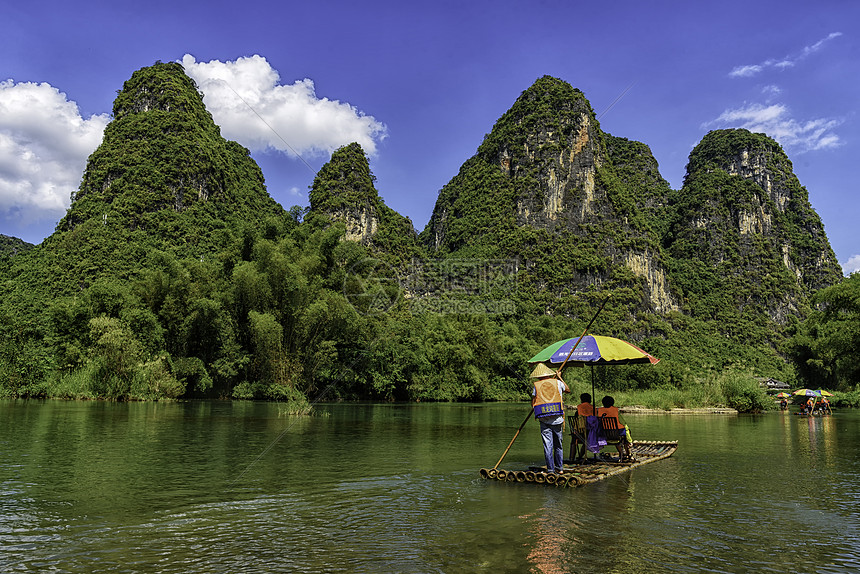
[600,395,633,461]
[577,393,594,417]
[573,393,594,461]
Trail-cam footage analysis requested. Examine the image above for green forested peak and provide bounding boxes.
[667,126,842,319]
[309,142,379,211]
[476,75,596,159]
[309,142,423,264]
[685,128,791,181]
[34,61,286,295]
[514,75,587,108]
[112,61,211,123]
[61,60,280,234]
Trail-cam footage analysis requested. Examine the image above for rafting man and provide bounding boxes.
[530,362,570,474]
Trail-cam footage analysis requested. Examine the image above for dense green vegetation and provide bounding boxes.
[0,67,854,411]
[0,235,34,258]
[786,272,860,391]
[0,211,556,403]
[609,369,774,413]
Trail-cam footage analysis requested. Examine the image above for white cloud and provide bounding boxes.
[705,103,842,152]
[761,85,781,100]
[729,32,842,78]
[729,64,763,78]
[802,32,843,58]
[0,80,109,224]
[0,56,388,239]
[842,254,860,276]
[180,54,387,158]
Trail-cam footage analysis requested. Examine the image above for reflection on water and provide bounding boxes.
[1,400,859,573]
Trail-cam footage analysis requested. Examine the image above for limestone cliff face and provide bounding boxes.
[667,129,842,324]
[723,138,837,292]
[622,250,677,314]
[726,149,779,204]
[509,111,603,225]
[476,80,608,229]
[333,206,379,246]
[421,76,681,318]
[310,143,381,246]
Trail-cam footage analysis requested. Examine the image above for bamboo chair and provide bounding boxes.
[567,414,589,462]
[599,415,632,461]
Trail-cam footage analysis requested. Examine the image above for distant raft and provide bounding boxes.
[479,440,678,487]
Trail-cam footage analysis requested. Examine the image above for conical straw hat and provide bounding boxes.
[530,362,555,378]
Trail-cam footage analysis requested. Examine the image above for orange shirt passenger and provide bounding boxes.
[577,392,594,417]
[599,404,625,429]
[600,406,624,429]
[600,395,633,461]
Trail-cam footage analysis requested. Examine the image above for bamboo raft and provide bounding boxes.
[479,440,678,487]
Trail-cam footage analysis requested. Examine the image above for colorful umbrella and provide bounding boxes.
[793,389,822,397]
[775,392,790,398]
[817,389,833,396]
[528,335,659,424]
[528,335,659,366]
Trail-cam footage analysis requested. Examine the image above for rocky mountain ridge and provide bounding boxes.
[320,76,840,340]
[5,67,840,334]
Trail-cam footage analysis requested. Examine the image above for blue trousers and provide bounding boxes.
[539,420,564,472]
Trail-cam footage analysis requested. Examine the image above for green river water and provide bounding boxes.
[1,400,858,573]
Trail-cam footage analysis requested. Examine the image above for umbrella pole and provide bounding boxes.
[591,365,596,417]
[555,296,608,463]
[493,409,533,470]
[591,364,597,461]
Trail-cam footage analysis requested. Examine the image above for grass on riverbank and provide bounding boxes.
[567,370,775,413]
[575,379,860,413]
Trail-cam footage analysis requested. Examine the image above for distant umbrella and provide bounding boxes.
[775,392,790,399]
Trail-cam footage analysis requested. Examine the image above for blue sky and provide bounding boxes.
[2,0,858,274]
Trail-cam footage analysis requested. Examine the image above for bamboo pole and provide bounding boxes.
[492,409,533,470]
